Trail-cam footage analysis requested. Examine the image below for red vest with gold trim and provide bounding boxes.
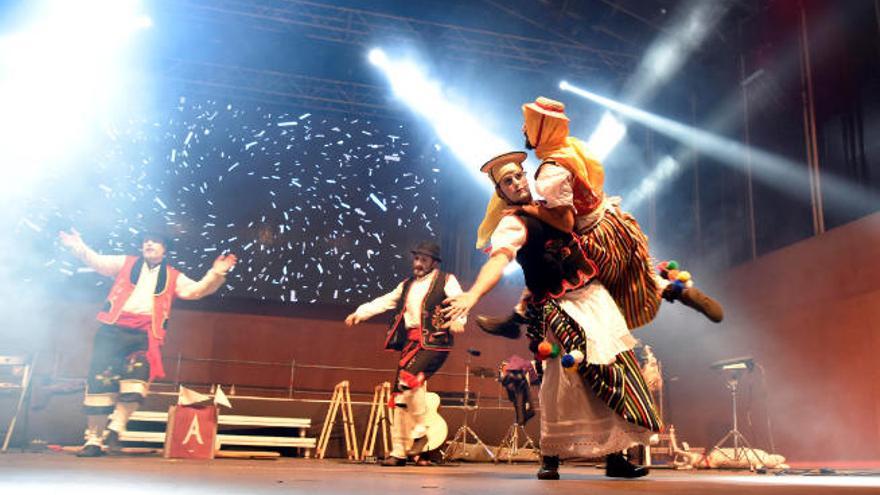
[96,256,180,344]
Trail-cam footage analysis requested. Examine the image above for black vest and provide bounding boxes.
[514,213,597,302]
[384,270,454,351]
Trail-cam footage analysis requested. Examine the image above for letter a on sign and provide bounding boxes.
[183,414,204,445]
[165,405,217,459]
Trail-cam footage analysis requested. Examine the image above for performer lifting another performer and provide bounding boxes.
[59,228,237,457]
[444,152,662,480]
[345,241,465,466]
[477,97,723,338]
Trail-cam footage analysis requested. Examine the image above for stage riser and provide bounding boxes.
[1,390,539,458]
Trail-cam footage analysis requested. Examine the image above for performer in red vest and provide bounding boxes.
[59,228,237,457]
[345,241,465,466]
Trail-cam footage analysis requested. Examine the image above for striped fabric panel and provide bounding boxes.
[543,300,664,433]
[579,208,660,330]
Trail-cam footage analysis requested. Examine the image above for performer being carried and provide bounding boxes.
[444,152,661,480]
[345,241,465,466]
[478,97,722,338]
[59,228,237,457]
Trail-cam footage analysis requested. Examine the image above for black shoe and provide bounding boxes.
[475,312,526,339]
[76,444,105,458]
[522,407,536,425]
[536,455,560,480]
[105,430,122,455]
[380,456,406,466]
[605,452,649,478]
[407,435,428,456]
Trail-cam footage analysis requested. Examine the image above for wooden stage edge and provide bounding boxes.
[1,453,880,494]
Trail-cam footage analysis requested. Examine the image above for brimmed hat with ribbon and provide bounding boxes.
[522,96,569,121]
[476,151,528,249]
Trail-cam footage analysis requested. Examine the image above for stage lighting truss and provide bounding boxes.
[166,0,637,78]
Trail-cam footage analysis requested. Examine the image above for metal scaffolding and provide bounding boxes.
[170,0,638,77]
[159,58,402,119]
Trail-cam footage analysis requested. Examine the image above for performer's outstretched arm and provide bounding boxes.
[442,215,525,321]
[345,282,404,326]
[176,254,237,300]
[58,228,125,277]
[442,274,468,331]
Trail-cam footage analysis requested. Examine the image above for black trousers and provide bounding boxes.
[392,339,449,393]
[502,370,535,425]
[83,325,150,415]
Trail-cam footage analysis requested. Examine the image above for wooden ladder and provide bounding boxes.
[316,380,359,460]
[360,381,392,461]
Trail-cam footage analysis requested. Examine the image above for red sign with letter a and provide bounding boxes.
[164,405,218,459]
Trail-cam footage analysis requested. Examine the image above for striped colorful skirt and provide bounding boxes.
[578,206,660,330]
[540,299,664,433]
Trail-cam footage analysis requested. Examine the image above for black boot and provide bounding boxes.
[605,452,649,478]
[537,455,560,480]
[380,456,406,466]
[76,444,105,458]
[105,430,122,455]
[407,435,428,456]
[475,312,526,339]
[662,285,724,323]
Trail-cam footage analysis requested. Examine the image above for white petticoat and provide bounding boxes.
[539,332,653,459]
[556,281,637,365]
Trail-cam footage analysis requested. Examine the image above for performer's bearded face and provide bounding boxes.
[141,239,166,265]
[411,253,437,278]
[497,169,532,205]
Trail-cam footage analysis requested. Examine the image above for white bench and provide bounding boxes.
[122,411,316,452]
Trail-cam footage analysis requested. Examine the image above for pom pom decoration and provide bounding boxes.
[561,354,575,368]
[536,341,553,360]
[550,343,561,358]
[657,260,696,287]
[569,349,585,364]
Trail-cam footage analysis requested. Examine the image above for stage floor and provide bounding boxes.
[1,454,879,494]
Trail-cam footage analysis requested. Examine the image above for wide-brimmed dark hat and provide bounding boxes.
[410,241,441,262]
[139,228,174,250]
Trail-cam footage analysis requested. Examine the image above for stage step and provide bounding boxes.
[119,430,317,448]
[130,411,311,429]
[123,411,316,452]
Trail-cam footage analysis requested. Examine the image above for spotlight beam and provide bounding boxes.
[561,82,879,214]
[369,48,514,188]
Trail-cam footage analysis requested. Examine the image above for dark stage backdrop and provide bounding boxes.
[18,97,442,306]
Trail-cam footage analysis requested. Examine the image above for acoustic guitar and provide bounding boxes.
[418,392,448,453]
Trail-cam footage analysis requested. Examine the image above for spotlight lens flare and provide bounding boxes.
[368,48,388,67]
